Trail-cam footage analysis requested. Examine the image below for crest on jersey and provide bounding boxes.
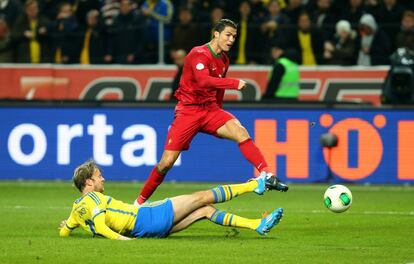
[196,63,204,70]
[92,206,100,216]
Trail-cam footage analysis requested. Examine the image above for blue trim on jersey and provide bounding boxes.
[85,219,97,236]
[87,193,98,205]
[92,210,106,221]
[88,192,100,205]
[107,208,137,218]
[65,223,76,230]
[74,196,85,204]
[92,192,101,203]
[107,197,112,205]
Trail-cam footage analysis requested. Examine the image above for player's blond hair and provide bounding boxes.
[72,160,100,192]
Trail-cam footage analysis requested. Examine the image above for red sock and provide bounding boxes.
[136,166,166,204]
[238,138,269,175]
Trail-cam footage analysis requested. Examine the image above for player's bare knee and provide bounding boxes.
[192,190,211,205]
[237,126,250,142]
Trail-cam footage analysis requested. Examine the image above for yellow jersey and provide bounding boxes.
[59,191,138,239]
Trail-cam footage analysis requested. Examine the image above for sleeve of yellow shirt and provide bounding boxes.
[92,212,121,240]
[88,192,122,240]
[59,211,79,237]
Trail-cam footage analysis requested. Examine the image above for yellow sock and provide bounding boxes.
[211,181,258,203]
[210,209,261,230]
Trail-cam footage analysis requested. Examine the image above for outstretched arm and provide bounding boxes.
[192,54,240,90]
[59,214,78,237]
[93,213,134,240]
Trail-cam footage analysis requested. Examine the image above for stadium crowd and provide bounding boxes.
[0,0,413,65]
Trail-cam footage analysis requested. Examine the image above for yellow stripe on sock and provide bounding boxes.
[224,214,230,225]
[223,186,230,201]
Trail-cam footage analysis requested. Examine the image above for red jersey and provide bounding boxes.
[174,44,240,107]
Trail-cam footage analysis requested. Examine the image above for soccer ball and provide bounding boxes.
[323,185,352,213]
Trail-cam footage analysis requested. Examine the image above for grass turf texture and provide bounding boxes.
[0,181,413,264]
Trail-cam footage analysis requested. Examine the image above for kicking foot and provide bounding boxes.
[256,208,284,236]
[261,172,289,192]
[253,174,266,195]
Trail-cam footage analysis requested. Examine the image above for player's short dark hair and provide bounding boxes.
[72,160,99,192]
[213,19,237,33]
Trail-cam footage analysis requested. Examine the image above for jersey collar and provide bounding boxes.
[207,43,221,58]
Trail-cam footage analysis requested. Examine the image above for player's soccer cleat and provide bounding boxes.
[253,174,266,195]
[261,171,289,192]
[255,208,284,236]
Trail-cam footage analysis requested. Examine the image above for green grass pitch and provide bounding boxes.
[0,181,413,264]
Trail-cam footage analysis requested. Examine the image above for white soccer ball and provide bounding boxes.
[323,184,353,213]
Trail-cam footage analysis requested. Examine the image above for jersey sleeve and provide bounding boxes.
[88,192,121,240]
[59,211,79,237]
[191,53,239,89]
[91,212,121,240]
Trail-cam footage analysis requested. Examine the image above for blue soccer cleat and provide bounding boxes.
[255,208,284,236]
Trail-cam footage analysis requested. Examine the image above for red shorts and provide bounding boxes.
[164,102,235,151]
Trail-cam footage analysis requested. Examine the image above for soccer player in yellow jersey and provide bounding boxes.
[59,160,284,239]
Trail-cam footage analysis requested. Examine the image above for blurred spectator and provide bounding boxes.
[100,0,120,26]
[12,0,50,63]
[106,0,144,64]
[375,0,404,51]
[74,0,100,27]
[324,20,356,65]
[249,0,267,22]
[283,0,305,27]
[232,0,261,64]
[200,5,224,43]
[400,0,414,11]
[291,11,325,65]
[263,41,300,100]
[48,2,78,63]
[356,13,391,66]
[340,0,366,28]
[396,10,414,50]
[309,0,337,41]
[0,0,22,27]
[170,48,186,101]
[141,0,174,63]
[170,7,200,53]
[77,9,107,64]
[174,0,209,23]
[260,0,291,59]
[0,17,13,61]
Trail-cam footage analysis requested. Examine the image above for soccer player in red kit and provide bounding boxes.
[135,19,288,205]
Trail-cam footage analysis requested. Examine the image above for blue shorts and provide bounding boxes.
[131,199,174,238]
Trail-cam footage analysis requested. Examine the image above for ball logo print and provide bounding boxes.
[323,185,353,213]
